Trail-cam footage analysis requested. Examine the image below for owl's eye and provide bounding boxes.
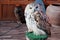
[30,7,32,9]
[36,6,38,9]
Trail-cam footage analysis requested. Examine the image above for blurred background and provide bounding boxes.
[0,0,60,40]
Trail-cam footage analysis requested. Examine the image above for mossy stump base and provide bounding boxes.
[26,32,48,40]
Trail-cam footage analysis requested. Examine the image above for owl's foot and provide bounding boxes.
[28,29,33,33]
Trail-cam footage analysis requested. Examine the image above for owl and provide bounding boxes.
[24,2,51,36]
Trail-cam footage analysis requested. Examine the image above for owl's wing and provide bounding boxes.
[34,12,45,29]
[34,12,51,36]
[43,15,51,36]
[41,15,51,36]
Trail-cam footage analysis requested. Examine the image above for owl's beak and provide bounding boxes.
[34,9,36,12]
[34,11,39,14]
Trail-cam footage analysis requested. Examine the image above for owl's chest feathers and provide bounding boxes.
[26,14,36,25]
[25,13,46,35]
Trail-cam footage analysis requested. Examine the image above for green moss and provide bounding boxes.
[26,32,48,40]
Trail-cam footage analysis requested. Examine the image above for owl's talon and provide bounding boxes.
[28,30,33,33]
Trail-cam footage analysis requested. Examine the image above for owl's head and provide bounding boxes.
[25,2,43,14]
